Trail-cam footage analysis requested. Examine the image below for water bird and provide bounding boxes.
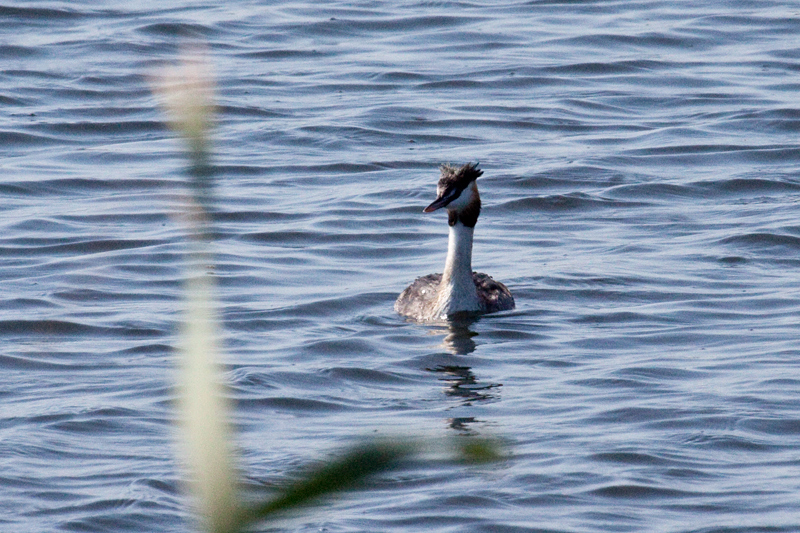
[395,163,515,321]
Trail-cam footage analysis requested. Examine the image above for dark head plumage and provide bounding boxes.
[438,162,483,193]
[423,163,482,212]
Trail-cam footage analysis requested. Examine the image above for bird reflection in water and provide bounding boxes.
[447,417,478,434]
[429,363,500,404]
[425,316,502,436]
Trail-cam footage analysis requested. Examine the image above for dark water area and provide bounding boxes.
[2,1,800,531]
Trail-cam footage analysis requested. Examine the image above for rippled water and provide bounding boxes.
[3,2,800,532]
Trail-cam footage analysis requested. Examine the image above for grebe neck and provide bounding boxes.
[434,221,480,316]
[443,222,474,284]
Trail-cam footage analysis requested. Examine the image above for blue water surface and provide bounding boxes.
[1,2,799,532]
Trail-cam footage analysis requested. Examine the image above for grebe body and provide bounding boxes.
[395,163,514,321]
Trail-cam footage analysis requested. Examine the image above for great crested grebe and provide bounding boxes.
[395,163,515,321]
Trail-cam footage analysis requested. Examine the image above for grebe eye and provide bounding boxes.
[442,186,461,202]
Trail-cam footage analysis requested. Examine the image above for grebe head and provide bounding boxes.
[423,162,482,227]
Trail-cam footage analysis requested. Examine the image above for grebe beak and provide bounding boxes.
[423,186,460,213]
[423,198,446,213]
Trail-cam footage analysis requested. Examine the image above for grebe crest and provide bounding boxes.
[395,163,515,322]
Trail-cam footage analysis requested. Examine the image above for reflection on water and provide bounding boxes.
[430,315,480,356]
[429,364,500,404]
[425,317,502,436]
[447,417,478,435]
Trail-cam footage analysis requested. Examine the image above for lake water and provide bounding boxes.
[2,1,800,532]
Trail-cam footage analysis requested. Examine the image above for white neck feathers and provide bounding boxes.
[433,222,480,317]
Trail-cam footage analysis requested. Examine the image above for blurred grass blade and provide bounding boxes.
[179,270,240,533]
[238,442,412,528]
[455,437,505,464]
[153,46,216,220]
[153,46,215,159]
[155,49,241,533]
